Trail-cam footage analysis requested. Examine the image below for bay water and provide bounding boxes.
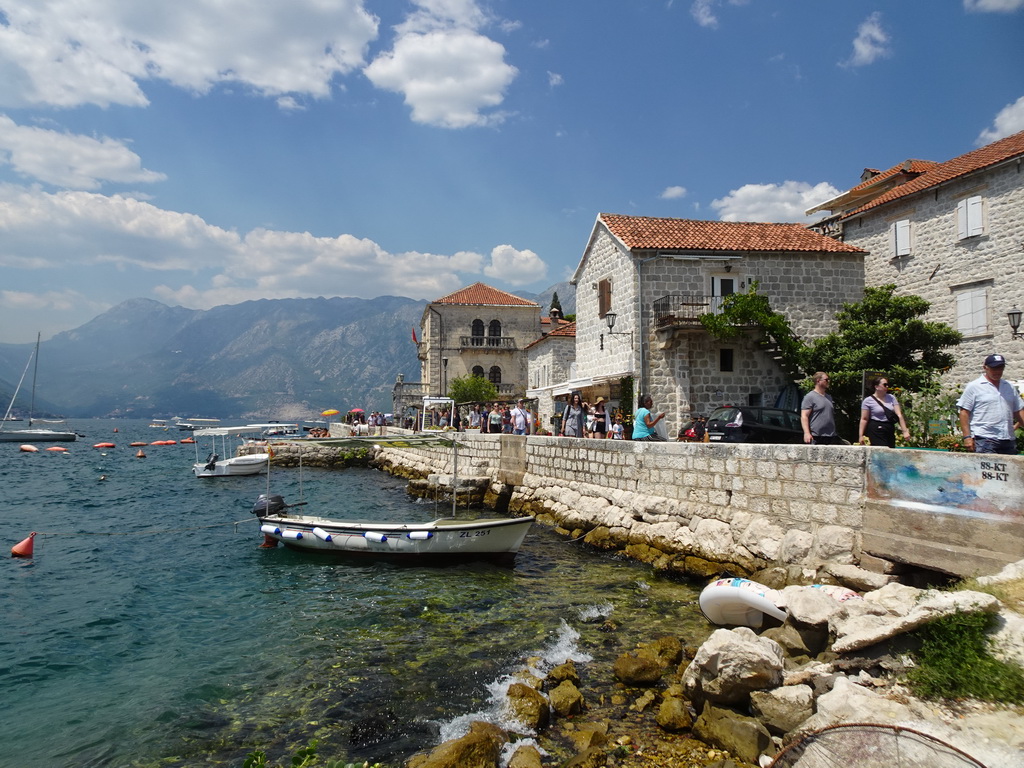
[1,420,709,767]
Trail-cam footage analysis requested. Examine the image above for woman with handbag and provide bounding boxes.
[858,376,911,447]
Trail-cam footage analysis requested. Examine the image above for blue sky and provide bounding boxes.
[0,0,1022,343]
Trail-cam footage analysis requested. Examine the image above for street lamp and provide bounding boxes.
[1009,307,1023,340]
[601,312,633,350]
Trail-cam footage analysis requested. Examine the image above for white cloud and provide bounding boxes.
[0,183,546,322]
[0,0,379,109]
[661,186,688,200]
[365,0,518,128]
[840,12,891,68]
[689,0,748,28]
[0,115,166,189]
[548,72,564,88]
[365,29,517,128]
[710,181,842,223]
[482,244,547,285]
[964,0,1024,10]
[977,95,1024,144]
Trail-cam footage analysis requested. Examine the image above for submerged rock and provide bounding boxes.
[405,720,507,768]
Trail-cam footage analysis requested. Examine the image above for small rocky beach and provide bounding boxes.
[403,558,1024,768]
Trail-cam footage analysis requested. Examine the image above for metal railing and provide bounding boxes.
[652,294,751,328]
[459,336,518,349]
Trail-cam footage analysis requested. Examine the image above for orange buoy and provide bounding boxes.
[94,442,116,448]
[130,442,147,447]
[20,444,39,452]
[181,438,195,444]
[46,446,68,452]
[12,532,36,558]
[113,428,119,433]
[136,449,146,458]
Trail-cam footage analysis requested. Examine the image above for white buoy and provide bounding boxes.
[281,530,304,540]
[364,531,387,543]
[260,525,282,535]
[312,527,333,542]
[407,530,433,540]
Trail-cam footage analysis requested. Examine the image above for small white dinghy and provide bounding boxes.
[699,577,788,628]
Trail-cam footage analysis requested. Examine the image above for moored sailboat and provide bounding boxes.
[0,334,76,443]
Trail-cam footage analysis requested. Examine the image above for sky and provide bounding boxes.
[0,0,1022,344]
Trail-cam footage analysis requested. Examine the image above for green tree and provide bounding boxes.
[550,292,563,314]
[448,373,498,403]
[801,284,962,432]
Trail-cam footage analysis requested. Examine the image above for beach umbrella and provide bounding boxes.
[321,409,340,416]
[348,407,364,413]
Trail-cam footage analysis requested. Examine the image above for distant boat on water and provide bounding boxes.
[0,333,77,443]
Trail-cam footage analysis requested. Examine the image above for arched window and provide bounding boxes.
[488,319,502,346]
[471,319,485,346]
[488,366,502,384]
[472,365,484,378]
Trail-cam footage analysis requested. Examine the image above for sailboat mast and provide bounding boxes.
[28,332,40,427]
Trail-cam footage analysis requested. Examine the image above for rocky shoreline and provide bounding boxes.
[403,564,1024,768]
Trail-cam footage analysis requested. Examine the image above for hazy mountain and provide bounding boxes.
[0,282,576,420]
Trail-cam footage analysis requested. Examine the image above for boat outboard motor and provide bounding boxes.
[252,493,288,517]
[204,452,219,471]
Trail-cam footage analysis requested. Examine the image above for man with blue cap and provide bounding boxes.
[957,354,1024,454]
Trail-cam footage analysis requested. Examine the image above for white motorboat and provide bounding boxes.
[252,494,533,564]
[191,424,293,477]
[0,333,76,443]
[250,433,533,563]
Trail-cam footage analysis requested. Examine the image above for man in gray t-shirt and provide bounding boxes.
[801,372,842,445]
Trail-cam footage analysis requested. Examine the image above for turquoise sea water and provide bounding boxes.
[1,420,708,767]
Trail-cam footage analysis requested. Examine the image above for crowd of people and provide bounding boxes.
[354,353,1023,454]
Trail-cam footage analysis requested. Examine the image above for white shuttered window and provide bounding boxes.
[956,195,984,240]
[890,219,911,257]
[954,285,988,336]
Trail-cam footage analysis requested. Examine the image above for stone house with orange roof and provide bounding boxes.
[807,129,1024,382]
[570,213,865,436]
[417,282,542,399]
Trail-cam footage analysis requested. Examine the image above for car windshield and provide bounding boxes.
[709,407,742,425]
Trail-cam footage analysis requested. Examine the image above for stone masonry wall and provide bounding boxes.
[844,158,1024,384]
[375,434,866,579]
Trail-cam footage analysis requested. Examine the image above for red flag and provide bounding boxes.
[411,327,418,344]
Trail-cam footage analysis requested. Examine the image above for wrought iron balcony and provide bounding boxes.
[459,336,518,349]
[652,294,753,329]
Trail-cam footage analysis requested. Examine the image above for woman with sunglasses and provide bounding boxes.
[858,376,911,447]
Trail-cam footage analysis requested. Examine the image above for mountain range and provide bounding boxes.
[0,283,575,420]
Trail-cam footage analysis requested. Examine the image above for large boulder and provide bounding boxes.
[656,696,693,732]
[405,721,508,768]
[549,679,585,717]
[692,703,773,765]
[749,684,814,735]
[504,682,550,731]
[508,743,543,768]
[831,586,1001,653]
[682,627,785,706]
[613,651,664,685]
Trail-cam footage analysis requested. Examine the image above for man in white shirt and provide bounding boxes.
[957,354,1024,455]
[511,399,531,435]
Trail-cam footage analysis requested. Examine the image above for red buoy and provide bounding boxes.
[94,442,116,448]
[12,532,36,558]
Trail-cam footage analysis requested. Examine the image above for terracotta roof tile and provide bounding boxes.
[843,130,1024,219]
[433,282,539,307]
[847,160,938,194]
[546,321,576,337]
[600,214,864,253]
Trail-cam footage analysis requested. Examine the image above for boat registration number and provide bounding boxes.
[459,530,491,538]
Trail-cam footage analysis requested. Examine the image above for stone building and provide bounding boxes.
[525,320,576,432]
[569,213,865,436]
[417,282,542,400]
[807,129,1024,383]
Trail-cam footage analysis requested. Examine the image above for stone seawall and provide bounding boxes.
[368,432,1024,583]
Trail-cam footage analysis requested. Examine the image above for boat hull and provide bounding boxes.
[0,429,77,442]
[193,453,269,477]
[257,512,533,563]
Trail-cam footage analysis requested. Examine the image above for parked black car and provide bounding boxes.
[705,406,804,444]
